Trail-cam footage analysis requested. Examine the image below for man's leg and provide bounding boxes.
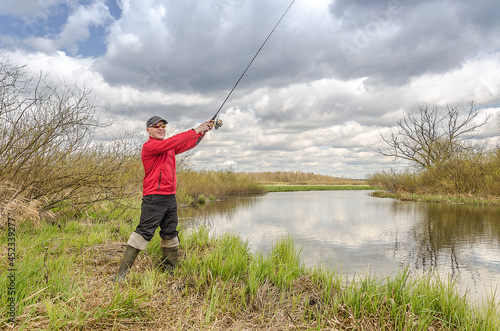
[161,236,179,273]
[115,232,147,282]
[115,195,165,282]
[158,195,179,273]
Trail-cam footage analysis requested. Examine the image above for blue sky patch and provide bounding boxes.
[76,24,108,57]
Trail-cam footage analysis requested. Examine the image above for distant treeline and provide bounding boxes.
[242,171,366,185]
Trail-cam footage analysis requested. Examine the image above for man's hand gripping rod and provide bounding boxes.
[208,0,295,131]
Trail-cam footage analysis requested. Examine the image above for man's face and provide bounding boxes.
[147,121,167,140]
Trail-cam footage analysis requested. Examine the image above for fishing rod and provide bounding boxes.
[210,0,296,130]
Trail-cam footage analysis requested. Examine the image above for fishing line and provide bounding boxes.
[210,0,296,129]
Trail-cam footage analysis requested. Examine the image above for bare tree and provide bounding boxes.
[0,55,142,216]
[374,103,488,169]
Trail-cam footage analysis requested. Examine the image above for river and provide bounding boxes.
[180,190,500,305]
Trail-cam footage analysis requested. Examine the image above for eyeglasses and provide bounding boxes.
[149,124,166,129]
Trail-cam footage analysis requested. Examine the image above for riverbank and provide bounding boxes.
[263,184,380,192]
[1,217,498,330]
[371,190,500,206]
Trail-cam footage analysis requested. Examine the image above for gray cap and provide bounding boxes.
[146,116,168,127]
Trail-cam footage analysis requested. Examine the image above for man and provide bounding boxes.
[115,115,214,282]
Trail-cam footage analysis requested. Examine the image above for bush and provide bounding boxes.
[369,147,500,197]
[367,168,421,193]
[0,55,142,221]
[422,149,486,194]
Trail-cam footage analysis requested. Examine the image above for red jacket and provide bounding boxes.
[141,129,203,196]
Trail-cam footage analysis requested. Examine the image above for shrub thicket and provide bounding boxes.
[369,101,499,199]
[0,56,143,225]
[368,147,500,197]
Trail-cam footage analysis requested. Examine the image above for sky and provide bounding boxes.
[1,0,500,178]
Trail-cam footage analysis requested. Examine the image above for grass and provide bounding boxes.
[243,171,367,186]
[264,185,382,192]
[371,190,500,206]
[1,217,499,330]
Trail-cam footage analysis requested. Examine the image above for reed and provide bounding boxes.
[1,218,498,330]
[176,169,266,206]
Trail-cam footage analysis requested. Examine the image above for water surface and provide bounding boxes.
[180,190,500,304]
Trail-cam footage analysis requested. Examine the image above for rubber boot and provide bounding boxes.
[115,245,140,283]
[161,246,178,274]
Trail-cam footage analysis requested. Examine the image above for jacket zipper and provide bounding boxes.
[158,172,162,191]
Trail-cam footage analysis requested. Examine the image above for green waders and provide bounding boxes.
[115,245,140,283]
[161,236,179,274]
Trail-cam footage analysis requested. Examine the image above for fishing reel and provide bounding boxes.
[213,118,223,130]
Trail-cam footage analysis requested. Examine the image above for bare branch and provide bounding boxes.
[371,102,488,169]
[0,55,142,214]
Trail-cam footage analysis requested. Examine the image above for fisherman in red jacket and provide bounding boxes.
[115,115,214,282]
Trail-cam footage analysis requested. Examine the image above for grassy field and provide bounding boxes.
[263,185,381,192]
[1,216,499,330]
[243,171,367,186]
[371,190,500,206]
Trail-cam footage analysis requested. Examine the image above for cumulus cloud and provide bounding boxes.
[1,0,113,55]
[0,0,66,17]
[56,1,113,54]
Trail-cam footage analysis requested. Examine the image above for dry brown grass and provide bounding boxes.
[0,192,45,229]
[368,147,500,200]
